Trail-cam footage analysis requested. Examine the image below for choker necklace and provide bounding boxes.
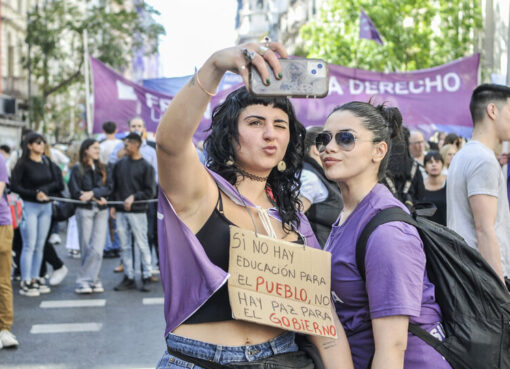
[237,168,269,182]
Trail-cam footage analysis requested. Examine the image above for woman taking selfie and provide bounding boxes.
[318,103,451,369]
[155,42,352,368]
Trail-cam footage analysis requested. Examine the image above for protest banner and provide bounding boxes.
[228,226,337,338]
[90,56,173,134]
[92,54,479,139]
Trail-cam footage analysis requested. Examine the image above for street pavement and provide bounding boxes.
[0,239,167,369]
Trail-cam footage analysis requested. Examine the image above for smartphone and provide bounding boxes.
[249,58,329,98]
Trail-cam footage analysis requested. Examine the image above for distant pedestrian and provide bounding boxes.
[99,121,122,165]
[423,151,447,226]
[408,129,428,179]
[111,133,155,292]
[447,84,510,283]
[0,154,19,349]
[439,143,457,175]
[108,117,158,274]
[11,133,63,296]
[383,121,425,209]
[99,121,122,259]
[68,139,110,294]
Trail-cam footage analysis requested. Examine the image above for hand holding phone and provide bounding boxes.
[249,58,329,98]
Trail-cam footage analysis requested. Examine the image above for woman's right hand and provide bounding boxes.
[208,41,289,90]
[36,191,49,202]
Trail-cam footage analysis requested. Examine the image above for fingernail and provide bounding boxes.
[265,78,271,85]
[278,72,283,79]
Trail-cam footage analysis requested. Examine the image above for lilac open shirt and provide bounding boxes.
[157,168,321,336]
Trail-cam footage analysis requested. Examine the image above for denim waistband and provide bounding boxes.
[166,331,298,364]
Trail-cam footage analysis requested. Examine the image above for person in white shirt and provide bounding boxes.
[99,121,122,165]
[447,84,510,284]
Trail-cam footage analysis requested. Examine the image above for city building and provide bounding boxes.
[0,0,30,147]
[482,0,510,83]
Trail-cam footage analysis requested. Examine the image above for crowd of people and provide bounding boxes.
[0,41,509,369]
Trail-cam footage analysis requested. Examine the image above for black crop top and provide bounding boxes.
[184,191,304,324]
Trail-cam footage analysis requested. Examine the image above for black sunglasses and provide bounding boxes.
[33,139,44,145]
[315,131,378,152]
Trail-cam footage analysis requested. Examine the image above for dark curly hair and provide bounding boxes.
[204,87,306,232]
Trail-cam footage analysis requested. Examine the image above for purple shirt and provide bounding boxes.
[326,184,451,369]
[157,168,321,336]
[0,156,11,226]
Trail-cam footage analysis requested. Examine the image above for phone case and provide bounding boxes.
[249,58,329,98]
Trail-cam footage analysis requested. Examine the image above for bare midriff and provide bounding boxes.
[173,320,286,346]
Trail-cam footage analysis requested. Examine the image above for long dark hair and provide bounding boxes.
[20,132,45,163]
[79,138,106,185]
[204,87,306,232]
[329,102,401,181]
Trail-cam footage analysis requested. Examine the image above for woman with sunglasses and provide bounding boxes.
[155,42,353,369]
[11,133,64,297]
[317,103,451,369]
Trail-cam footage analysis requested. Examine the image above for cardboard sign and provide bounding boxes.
[228,226,337,338]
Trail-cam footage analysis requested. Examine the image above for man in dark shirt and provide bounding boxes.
[110,133,156,292]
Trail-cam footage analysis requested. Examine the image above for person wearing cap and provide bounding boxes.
[109,117,158,275]
[110,132,156,292]
[447,84,510,284]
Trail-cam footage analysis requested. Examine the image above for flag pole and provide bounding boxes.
[83,29,93,137]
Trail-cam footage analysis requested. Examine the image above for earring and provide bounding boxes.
[277,160,286,172]
[226,156,235,166]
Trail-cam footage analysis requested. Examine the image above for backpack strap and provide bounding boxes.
[356,207,416,282]
[355,207,450,358]
[402,160,418,195]
[383,176,398,196]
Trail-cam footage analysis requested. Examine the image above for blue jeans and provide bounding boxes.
[156,331,314,368]
[116,212,152,279]
[75,207,108,288]
[19,201,52,281]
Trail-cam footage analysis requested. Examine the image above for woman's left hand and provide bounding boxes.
[209,40,289,89]
[79,191,94,202]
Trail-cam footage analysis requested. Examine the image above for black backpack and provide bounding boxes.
[356,207,510,369]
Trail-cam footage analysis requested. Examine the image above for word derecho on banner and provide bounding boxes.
[329,73,462,96]
[228,226,337,339]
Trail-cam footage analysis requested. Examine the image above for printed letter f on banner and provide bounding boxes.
[360,9,384,45]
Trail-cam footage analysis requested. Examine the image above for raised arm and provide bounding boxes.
[155,43,287,227]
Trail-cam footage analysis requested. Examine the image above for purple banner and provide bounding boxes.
[91,56,173,133]
[290,54,480,139]
[92,54,480,139]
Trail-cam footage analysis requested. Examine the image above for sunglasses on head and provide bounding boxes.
[315,131,377,152]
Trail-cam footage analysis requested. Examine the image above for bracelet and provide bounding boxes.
[195,68,216,97]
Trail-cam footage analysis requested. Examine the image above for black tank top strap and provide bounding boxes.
[217,187,225,214]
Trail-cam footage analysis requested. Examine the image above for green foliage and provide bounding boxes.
[300,0,482,71]
[23,0,165,134]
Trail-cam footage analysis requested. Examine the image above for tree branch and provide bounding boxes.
[43,60,84,98]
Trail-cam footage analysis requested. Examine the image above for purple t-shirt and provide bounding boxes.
[325,184,451,369]
[0,155,11,226]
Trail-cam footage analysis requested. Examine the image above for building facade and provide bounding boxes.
[482,0,510,83]
[0,0,31,147]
